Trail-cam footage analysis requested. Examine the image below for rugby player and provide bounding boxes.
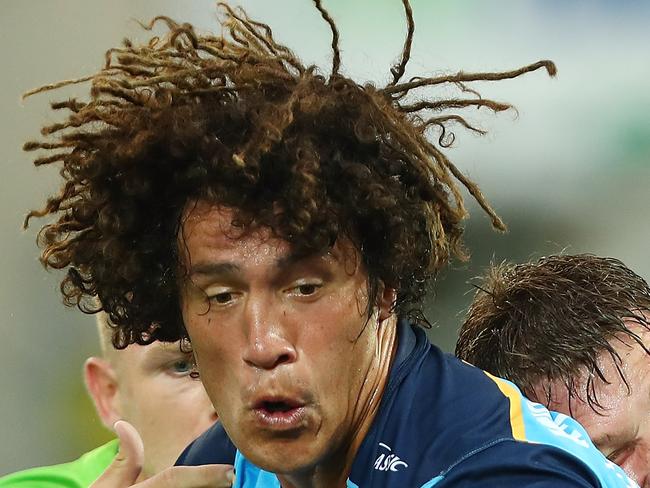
[457,254,650,487]
[0,312,232,487]
[23,1,637,487]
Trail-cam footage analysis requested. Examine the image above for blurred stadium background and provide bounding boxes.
[1,0,649,474]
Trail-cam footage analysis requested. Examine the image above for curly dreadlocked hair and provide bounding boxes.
[456,254,650,412]
[24,0,555,347]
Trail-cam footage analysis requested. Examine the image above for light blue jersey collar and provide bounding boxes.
[233,451,359,488]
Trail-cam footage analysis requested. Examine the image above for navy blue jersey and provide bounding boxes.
[177,322,637,488]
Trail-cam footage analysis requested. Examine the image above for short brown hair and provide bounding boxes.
[456,254,650,411]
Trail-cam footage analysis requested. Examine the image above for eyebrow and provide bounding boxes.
[188,250,330,278]
[188,262,241,277]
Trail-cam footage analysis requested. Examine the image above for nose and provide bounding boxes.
[241,294,297,370]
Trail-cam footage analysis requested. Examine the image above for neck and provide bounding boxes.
[277,315,399,488]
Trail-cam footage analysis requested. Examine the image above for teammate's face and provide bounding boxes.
[541,320,650,487]
[180,202,396,478]
[113,342,218,479]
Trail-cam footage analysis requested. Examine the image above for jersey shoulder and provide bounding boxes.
[353,340,636,487]
[176,421,237,465]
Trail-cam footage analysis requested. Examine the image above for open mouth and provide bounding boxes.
[261,400,296,414]
[252,397,307,430]
[256,396,304,413]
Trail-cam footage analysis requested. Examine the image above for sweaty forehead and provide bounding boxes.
[535,376,630,456]
[181,202,254,241]
[537,335,650,444]
[179,200,359,269]
[180,202,293,267]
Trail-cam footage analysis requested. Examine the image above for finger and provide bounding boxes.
[90,420,145,488]
[137,465,235,488]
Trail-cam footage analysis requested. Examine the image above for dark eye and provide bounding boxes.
[211,292,232,304]
[297,284,318,295]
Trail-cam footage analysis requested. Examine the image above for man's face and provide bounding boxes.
[180,202,394,475]
[112,341,218,479]
[540,321,650,487]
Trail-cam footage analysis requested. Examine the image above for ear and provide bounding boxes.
[84,357,122,429]
[377,284,397,322]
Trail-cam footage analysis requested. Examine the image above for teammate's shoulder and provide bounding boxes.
[434,438,605,488]
[0,440,118,488]
[473,375,638,488]
[382,344,637,487]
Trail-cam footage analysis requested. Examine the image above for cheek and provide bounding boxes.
[173,393,211,426]
[311,324,377,398]
[119,379,154,419]
[306,292,368,342]
[135,384,180,420]
[139,386,212,447]
[191,340,238,412]
[186,314,233,369]
[182,294,223,348]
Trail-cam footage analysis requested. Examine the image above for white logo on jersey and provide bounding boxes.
[526,402,590,448]
[374,443,408,472]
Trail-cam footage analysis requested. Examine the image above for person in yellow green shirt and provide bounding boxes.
[0,312,227,487]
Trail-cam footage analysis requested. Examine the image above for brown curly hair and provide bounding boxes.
[23,0,555,347]
[456,254,650,412]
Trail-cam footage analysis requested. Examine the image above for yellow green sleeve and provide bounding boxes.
[0,439,118,488]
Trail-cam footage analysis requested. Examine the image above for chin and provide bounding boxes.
[244,439,321,474]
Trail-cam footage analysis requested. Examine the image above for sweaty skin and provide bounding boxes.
[536,320,650,488]
[179,202,398,488]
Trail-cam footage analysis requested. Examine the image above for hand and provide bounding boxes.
[90,420,235,488]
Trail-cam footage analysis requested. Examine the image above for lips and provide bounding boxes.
[251,396,308,431]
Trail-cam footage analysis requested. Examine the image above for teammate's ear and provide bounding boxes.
[84,357,121,429]
[378,284,397,321]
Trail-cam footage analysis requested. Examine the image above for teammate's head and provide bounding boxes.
[25,0,554,482]
[456,254,650,485]
[85,312,217,481]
